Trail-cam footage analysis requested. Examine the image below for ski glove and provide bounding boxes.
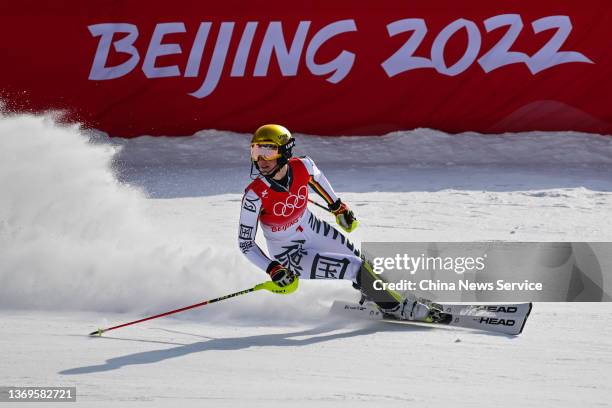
[329,199,359,233]
[267,261,296,287]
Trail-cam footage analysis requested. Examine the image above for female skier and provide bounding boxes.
[237,124,432,321]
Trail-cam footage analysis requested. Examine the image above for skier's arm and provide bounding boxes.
[301,156,358,233]
[237,189,272,271]
[301,156,340,206]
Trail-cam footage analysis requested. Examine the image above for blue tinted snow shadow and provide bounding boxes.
[100,130,612,198]
[59,321,432,375]
[113,162,612,198]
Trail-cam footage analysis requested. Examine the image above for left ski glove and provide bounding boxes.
[329,199,359,233]
[266,261,296,287]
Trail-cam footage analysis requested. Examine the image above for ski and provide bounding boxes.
[330,300,532,335]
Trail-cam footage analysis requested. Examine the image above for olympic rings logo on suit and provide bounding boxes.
[273,186,308,217]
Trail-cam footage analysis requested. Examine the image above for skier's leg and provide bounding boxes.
[356,259,432,321]
[300,213,432,320]
[305,213,434,320]
[267,212,433,321]
[265,212,362,281]
[354,258,401,309]
[266,234,362,281]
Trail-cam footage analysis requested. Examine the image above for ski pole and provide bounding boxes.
[89,279,298,336]
[308,198,332,213]
[309,198,358,232]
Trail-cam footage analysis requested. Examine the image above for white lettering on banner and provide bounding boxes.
[382,19,433,77]
[478,14,530,73]
[190,22,235,98]
[185,22,212,77]
[231,22,258,77]
[88,24,140,80]
[382,15,593,77]
[527,16,594,74]
[431,18,481,76]
[88,20,357,97]
[306,19,357,83]
[87,15,593,96]
[254,21,310,77]
[143,22,186,78]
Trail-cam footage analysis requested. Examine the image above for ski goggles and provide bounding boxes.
[250,143,282,161]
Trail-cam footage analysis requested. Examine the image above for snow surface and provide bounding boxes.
[1,112,611,406]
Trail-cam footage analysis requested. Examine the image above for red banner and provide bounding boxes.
[1,1,611,137]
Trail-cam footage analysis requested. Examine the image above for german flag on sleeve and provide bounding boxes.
[309,177,335,206]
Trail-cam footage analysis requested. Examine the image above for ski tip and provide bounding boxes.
[518,302,534,335]
[88,328,104,337]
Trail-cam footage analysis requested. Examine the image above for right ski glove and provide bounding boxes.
[329,199,359,233]
[266,261,296,287]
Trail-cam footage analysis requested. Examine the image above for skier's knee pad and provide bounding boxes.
[357,259,402,310]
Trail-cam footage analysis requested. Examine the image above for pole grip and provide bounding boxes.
[255,278,299,294]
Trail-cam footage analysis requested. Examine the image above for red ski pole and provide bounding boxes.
[89,279,298,336]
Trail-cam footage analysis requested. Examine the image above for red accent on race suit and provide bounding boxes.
[248,158,310,229]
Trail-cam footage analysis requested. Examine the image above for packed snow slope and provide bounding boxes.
[0,112,611,407]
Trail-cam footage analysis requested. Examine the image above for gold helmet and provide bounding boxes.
[250,124,295,175]
[251,124,293,147]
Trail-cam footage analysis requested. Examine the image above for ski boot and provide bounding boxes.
[376,294,428,322]
[418,298,453,324]
[353,258,452,323]
[380,295,452,323]
[399,296,452,323]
